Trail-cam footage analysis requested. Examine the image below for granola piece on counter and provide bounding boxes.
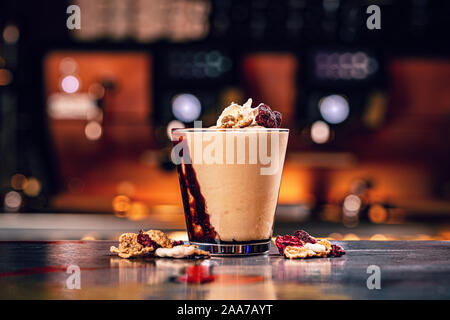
[110,229,209,259]
[273,230,344,259]
[284,241,331,259]
[110,232,155,259]
[110,229,175,259]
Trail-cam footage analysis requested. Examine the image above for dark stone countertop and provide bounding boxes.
[0,240,449,299]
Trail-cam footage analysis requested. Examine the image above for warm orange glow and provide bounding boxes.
[127,202,149,221]
[116,181,136,197]
[112,195,131,216]
[368,204,388,224]
[59,57,78,74]
[439,231,450,240]
[278,166,311,204]
[328,233,343,240]
[23,177,41,197]
[10,174,27,190]
[81,234,97,240]
[0,69,12,86]
[88,83,105,99]
[415,234,434,240]
[370,234,388,241]
[343,233,360,241]
[167,231,189,241]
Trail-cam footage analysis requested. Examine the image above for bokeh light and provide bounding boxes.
[59,57,78,75]
[84,121,102,140]
[311,120,330,144]
[171,93,201,122]
[343,233,360,241]
[112,195,131,217]
[343,194,361,213]
[343,194,361,228]
[81,233,97,241]
[61,75,80,93]
[23,177,41,197]
[319,94,349,124]
[88,83,105,100]
[3,25,19,44]
[328,233,343,240]
[10,173,27,190]
[370,234,388,241]
[166,120,185,140]
[368,204,388,224]
[4,191,22,211]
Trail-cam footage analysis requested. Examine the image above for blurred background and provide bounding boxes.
[0,0,449,241]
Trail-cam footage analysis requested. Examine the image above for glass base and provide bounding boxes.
[191,241,270,256]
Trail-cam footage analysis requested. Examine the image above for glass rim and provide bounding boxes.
[172,127,289,133]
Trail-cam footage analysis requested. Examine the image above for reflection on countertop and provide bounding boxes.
[0,240,449,299]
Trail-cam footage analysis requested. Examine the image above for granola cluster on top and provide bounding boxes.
[110,229,210,259]
[273,230,346,259]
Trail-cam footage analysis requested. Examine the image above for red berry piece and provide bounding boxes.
[256,104,276,128]
[274,235,303,254]
[137,230,150,246]
[171,240,184,246]
[137,230,160,249]
[330,244,346,257]
[273,111,282,128]
[294,230,317,244]
[258,103,272,114]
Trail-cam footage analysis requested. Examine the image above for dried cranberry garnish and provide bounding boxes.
[294,230,317,244]
[330,244,346,257]
[258,103,272,115]
[171,240,184,246]
[137,230,160,249]
[273,111,282,128]
[255,104,283,128]
[256,104,276,128]
[275,235,303,255]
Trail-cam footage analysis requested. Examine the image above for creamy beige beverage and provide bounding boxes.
[172,99,288,254]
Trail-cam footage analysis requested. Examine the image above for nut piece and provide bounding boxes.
[220,115,237,128]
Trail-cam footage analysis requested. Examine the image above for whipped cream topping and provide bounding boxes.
[216,98,260,128]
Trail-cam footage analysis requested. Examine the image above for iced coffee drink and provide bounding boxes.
[172,99,288,255]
